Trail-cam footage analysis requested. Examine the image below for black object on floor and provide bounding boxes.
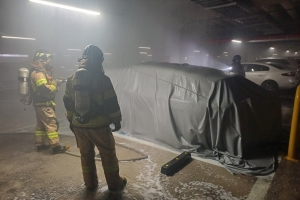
[160,151,192,176]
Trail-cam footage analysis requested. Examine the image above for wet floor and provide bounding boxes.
[1,129,299,200]
[0,132,258,200]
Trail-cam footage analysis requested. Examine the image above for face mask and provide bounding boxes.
[45,64,54,72]
[79,57,94,69]
[79,58,87,67]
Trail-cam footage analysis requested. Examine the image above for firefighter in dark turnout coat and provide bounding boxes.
[230,54,245,77]
[63,45,126,191]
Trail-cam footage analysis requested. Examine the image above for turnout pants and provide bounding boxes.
[74,126,123,190]
[34,106,59,148]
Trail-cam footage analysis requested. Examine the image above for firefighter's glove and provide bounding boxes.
[69,122,75,133]
[111,122,121,132]
[54,77,66,87]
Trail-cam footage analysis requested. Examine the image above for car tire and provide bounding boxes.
[261,80,279,94]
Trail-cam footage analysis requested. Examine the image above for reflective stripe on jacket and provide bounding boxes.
[64,69,122,128]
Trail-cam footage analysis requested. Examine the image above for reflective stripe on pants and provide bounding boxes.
[34,106,59,147]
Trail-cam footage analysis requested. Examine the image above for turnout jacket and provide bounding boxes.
[30,61,57,106]
[63,68,122,128]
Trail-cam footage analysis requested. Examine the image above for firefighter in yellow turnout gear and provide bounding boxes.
[30,49,70,154]
[63,45,127,191]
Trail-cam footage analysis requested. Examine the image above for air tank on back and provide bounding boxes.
[18,68,30,100]
[74,68,91,118]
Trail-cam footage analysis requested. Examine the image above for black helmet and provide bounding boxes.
[78,44,104,66]
[232,54,241,63]
[33,49,53,62]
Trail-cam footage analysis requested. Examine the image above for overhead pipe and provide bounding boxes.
[207,33,300,44]
[247,34,300,43]
[204,2,236,10]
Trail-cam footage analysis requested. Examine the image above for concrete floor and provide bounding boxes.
[0,121,299,200]
[0,130,256,200]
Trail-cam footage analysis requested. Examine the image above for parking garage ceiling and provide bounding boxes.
[0,0,300,46]
[190,0,300,40]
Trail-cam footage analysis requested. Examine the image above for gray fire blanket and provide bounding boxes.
[110,62,281,176]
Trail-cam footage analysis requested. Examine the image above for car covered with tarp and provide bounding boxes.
[110,62,281,176]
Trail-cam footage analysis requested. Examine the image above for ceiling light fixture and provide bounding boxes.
[2,36,35,40]
[194,50,200,53]
[140,52,147,54]
[286,50,289,53]
[147,55,152,57]
[0,54,29,57]
[29,0,100,15]
[270,47,275,50]
[232,40,242,43]
[139,47,151,49]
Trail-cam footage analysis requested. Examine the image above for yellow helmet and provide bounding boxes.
[33,49,53,62]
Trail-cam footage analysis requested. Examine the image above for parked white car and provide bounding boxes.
[242,62,299,93]
[256,56,298,69]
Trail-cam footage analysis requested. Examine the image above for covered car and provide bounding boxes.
[111,62,282,175]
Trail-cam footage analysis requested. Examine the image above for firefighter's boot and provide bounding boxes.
[109,177,127,192]
[52,145,70,154]
[36,144,50,152]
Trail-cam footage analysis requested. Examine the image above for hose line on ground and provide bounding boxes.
[65,142,148,162]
